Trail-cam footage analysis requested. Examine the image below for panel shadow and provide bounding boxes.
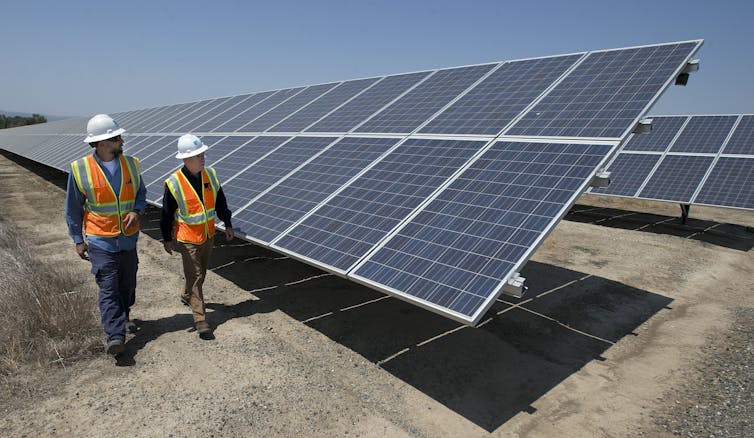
[566,204,754,251]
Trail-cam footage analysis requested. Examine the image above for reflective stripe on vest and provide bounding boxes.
[164,167,219,244]
[70,154,141,237]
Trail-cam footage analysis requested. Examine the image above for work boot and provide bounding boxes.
[106,338,125,356]
[195,321,212,339]
[125,319,138,334]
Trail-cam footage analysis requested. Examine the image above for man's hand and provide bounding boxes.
[163,240,174,255]
[123,211,141,230]
[75,242,89,260]
[224,227,234,241]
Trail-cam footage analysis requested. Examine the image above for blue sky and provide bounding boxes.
[1,0,753,118]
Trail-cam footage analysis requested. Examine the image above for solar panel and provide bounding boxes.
[272,138,486,273]
[507,42,700,138]
[354,64,496,134]
[305,71,431,133]
[669,115,738,153]
[233,136,400,243]
[419,54,583,136]
[694,157,754,209]
[621,116,688,152]
[723,115,754,155]
[351,141,614,324]
[268,78,380,133]
[0,39,705,324]
[218,136,337,211]
[637,155,714,203]
[213,88,305,133]
[591,153,661,197]
[592,114,754,210]
[240,83,339,132]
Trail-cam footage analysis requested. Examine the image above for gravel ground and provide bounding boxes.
[646,307,753,437]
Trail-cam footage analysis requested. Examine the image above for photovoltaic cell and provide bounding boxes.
[240,83,339,132]
[621,116,688,152]
[353,141,612,322]
[163,97,229,133]
[419,54,582,135]
[268,78,379,133]
[354,64,496,134]
[233,137,399,243]
[669,115,738,153]
[638,155,714,203]
[723,115,754,155]
[213,88,304,133]
[592,153,661,196]
[273,138,485,272]
[694,158,754,209]
[190,93,266,132]
[219,136,337,211]
[508,42,700,138]
[305,72,431,133]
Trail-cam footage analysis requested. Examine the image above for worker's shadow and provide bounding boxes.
[115,301,258,366]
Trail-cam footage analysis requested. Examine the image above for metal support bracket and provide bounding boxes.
[502,272,527,298]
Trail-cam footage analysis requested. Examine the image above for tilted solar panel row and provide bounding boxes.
[0,40,702,324]
[591,114,754,210]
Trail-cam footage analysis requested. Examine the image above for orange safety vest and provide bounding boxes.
[164,167,219,244]
[70,154,141,237]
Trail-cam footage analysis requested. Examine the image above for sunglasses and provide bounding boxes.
[106,135,122,142]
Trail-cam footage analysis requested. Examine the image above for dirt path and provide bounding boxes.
[1,151,752,437]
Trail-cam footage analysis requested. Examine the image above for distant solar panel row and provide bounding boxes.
[591,114,754,210]
[0,40,702,324]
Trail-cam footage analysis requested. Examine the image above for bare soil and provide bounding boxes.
[1,151,752,437]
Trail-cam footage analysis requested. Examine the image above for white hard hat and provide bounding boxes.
[175,134,209,159]
[84,114,126,143]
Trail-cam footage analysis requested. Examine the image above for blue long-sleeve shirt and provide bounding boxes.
[65,152,147,252]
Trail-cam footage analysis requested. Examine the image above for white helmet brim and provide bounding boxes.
[175,144,209,159]
[84,127,126,143]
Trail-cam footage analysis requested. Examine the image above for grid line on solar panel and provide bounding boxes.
[722,115,754,155]
[419,54,583,136]
[268,78,380,133]
[146,101,206,132]
[669,115,738,153]
[218,136,335,211]
[189,94,267,132]
[507,41,700,138]
[305,72,431,133]
[232,137,400,243]
[621,116,689,151]
[351,141,613,322]
[50,137,93,169]
[353,64,496,134]
[239,83,339,132]
[693,157,754,209]
[131,103,187,132]
[161,97,230,133]
[212,88,305,133]
[272,138,486,272]
[637,155,714,203]
[591,153,661,196]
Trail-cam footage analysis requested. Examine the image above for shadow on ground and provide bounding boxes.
[566,204,754,251]
[141,206,674,431]
[2,152,678,431]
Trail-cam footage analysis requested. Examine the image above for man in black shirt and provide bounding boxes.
[160,134,233,338]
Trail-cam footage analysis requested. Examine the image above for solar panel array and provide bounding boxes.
[591,114,754,210]
[0,40,702,324]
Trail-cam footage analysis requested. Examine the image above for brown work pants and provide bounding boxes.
[176,236,214,323]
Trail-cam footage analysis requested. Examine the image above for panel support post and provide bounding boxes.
[679,203,691,225]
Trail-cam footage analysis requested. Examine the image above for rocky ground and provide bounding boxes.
[1,151,752,437]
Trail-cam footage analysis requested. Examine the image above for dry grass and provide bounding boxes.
[0,219,101,375]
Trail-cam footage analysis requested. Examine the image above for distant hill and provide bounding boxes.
[0,110,75,122]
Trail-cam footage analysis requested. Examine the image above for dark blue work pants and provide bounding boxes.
[89,245,138,341]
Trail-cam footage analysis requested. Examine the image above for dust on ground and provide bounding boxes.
[1,152,752,437]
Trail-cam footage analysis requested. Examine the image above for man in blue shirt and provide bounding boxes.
[65,114,146,357]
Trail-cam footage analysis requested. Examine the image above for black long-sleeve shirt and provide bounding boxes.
[159,166,233,242]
